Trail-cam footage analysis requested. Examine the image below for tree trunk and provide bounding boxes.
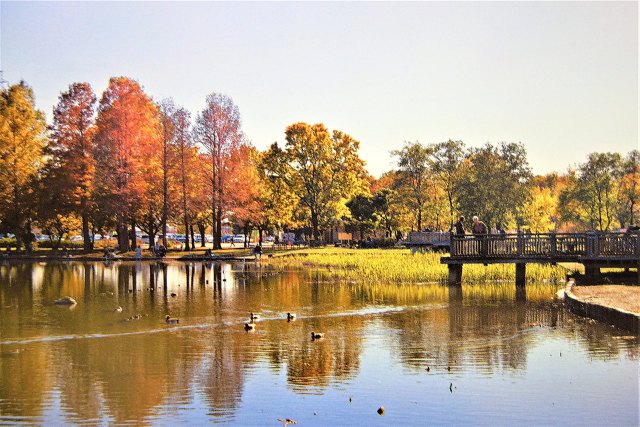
[198,223,206,248]
[81,197,92,252]
[190,224,196,249]
[162,132,169,248]
[311,209,320,241]
[130,221,136,251]
[215,205,223,250]
[118,223,129,252]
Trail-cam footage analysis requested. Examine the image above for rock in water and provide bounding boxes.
[54,296,77,305]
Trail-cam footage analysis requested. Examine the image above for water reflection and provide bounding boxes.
[0,261,637,425]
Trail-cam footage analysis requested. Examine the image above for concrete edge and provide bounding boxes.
[563,280,639,334]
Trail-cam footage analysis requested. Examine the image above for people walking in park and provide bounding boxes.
[451,216,466,236]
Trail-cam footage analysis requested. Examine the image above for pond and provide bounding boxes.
[0,261,637,425]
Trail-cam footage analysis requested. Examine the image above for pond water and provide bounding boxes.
[0,261,637,426]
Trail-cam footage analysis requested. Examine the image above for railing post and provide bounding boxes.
[517,231,523,257]
[550,232,557,257]
[450,231,455,257]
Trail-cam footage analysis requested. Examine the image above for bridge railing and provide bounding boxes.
[405,231,450,246]
[450,232,639,260]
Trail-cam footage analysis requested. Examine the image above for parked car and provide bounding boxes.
[222,235,233,243]
[233,234,245,243]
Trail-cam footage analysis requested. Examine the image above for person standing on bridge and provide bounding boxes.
[472,215,488,256]
[451,216,466,236]
[471,216,488,235]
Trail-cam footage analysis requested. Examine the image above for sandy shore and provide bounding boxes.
[571,285,640,315]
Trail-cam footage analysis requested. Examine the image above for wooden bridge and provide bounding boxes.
[405,231,640,286]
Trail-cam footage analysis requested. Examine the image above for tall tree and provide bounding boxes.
[168,105,196,251]
[93,77,161,251]
[618,150,640,227]
[0,81,47,251]
[263,123,367,240]
[195,93,243,249]
[46,82,96,251]
[455,142,532,230]
[391,141,433,231]
[559,152,623,231]
[430,139,466,226]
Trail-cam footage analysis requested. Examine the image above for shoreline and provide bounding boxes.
[562,280,639,333]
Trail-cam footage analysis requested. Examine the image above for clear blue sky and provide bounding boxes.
[1,1,637,177]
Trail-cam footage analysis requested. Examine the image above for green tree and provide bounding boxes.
[391,141,434,231]
[559,152,623,231]
[455,142,532,230]
[430,139,466,226]
[617,150,640,227]
[345,194,376,238]
[0,82,47,251]
[262,122,367,240]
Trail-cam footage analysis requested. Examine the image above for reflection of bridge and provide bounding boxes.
[407,232,639,286]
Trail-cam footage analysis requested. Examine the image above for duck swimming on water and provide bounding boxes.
[165,315,179,324]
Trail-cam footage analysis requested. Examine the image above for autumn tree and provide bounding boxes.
[195,93,243,249]
[0,81,47,251]
[93,77,161,251]
[166,104,198,251]
[228,144,267,245]
[44,82,96,251]
[262,122,367,240]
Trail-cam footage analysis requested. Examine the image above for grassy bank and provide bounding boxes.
[265,247,569,285]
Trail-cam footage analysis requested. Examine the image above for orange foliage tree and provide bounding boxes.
[195,93,243,249]
[44,82,96,251]
[93,77,161,251]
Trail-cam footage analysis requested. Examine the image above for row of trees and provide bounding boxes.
[0,78,638,252]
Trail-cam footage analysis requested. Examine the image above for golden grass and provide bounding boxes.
[266,247,568,286]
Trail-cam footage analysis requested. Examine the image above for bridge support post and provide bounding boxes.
[515,263,526,288]
[447,264,463,286]
[584,264,600,282]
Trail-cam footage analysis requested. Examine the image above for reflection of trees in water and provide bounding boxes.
[196,332,248,420]
[382,284,566,373]
[0,344,53,420]
[279,315,364,393]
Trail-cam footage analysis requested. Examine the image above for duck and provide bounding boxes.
[54,296,77,305]
[310,331,324,340]
[165,315,180,324]
[286,312,296,321]
[114,306,123,313]
[244,322,256,331]
[249,312,260,321]
[170,292,177,297]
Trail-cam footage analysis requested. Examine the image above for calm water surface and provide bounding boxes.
[0,261,637,426]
